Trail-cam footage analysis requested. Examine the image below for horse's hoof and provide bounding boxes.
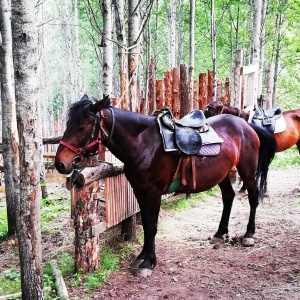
[210,237,224,244]
[131,258,144,268]
[243,237,255,247]
[136,268,153,278]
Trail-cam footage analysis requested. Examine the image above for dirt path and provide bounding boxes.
[0,168,299,299]
[92,168,300,300]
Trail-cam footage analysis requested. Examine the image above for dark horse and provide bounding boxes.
[204,101,300,154]
[55,95,276,277]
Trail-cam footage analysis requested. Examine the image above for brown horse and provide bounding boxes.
[55,95,276,277]
[204,101,300,154]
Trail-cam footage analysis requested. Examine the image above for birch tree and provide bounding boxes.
[11,0,44,297]
[169,0,176,69]
[102,0,113,97]
[0,0,20,236]
[128,0,140,111]
[210,0,216,100]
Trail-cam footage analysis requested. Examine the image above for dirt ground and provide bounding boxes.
[0,168,299,300]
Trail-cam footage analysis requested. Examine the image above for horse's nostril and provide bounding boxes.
[56,162,65,174]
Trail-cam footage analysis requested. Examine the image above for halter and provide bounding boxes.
[59,107,115,169]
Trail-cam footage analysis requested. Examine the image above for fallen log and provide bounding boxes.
[49,260,69,300]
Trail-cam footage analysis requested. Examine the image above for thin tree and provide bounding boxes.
[102,0,113,97]
[128,0,140,112]
[11,0,44,298]
[189,0,195,107]
[0,0,20,236]
[210,0,216,100]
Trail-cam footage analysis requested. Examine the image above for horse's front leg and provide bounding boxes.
[211,176,235,244]
[133,195,161,277]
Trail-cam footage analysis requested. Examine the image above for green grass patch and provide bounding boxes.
[271,146,300,169]
[162,187,218,211]
[0,201,8,241]
[0,269,21,296]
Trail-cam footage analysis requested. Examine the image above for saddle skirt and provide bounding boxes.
[156,108,223,156]
[249,106,286,134]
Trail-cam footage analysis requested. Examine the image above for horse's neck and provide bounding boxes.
[104,108,157,162]
[224,105,249,121]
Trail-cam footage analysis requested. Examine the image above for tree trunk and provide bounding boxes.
[258,0,267,97]
[189,0,195,108]
[114,0,129,109]
[102,0,113,97]
[0,0,20,236]
[169,0,176,69]
[11,0,44,298]
[128,0,140,112]
[251,0,262,66]
[210,0,217,100]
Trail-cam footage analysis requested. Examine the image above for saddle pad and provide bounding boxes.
[197,143,221,156]
[200,124,224,145]
[274,115,286,134]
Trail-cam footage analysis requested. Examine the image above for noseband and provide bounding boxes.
[59,107,115,169]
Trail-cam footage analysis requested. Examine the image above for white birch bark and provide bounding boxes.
[0,0,20,235]
[211,0,217,100]
[102,0,113,97]
[11,0,44,297]
[169,0,176,69]
[128,0,140,111]
[189,0,195,106]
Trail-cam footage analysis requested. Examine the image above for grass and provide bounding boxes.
[162,186,219,211]
[271,145,300,169]
[0,201,7,241]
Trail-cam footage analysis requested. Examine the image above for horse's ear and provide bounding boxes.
[89,95,111,114]
[81,94,89,101]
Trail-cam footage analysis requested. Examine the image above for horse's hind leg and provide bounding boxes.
[212,175,235,244]
[239,174,259,246]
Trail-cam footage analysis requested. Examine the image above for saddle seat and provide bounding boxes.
[252,105,283,133]
[156,107,223,155]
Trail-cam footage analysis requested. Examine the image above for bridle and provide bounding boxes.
[59,107,115,171]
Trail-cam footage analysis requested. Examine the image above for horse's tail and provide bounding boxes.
[248,123,277,200]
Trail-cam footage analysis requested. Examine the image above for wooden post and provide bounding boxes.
[156,80,163,110]
[71,162,125,273]
[193,79,199,110]
[180,64,190,118]
[198,73,207,110]
[216,79,222,102]
[207,70,214,102]
[231,50,243,108]
[240,64,259,108]
[140,97,145,114]
[148,58,155,114]
[172,67,180,119]
[224,77,230,104]
[164,71,173,109]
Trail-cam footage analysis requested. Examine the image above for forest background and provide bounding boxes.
[0,0,300,299]
[2,0,298,139]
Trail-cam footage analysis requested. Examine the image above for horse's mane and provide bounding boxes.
[67,99,93,127]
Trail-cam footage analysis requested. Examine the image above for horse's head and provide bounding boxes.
[203,101,225,117]
[55,94,110,174]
